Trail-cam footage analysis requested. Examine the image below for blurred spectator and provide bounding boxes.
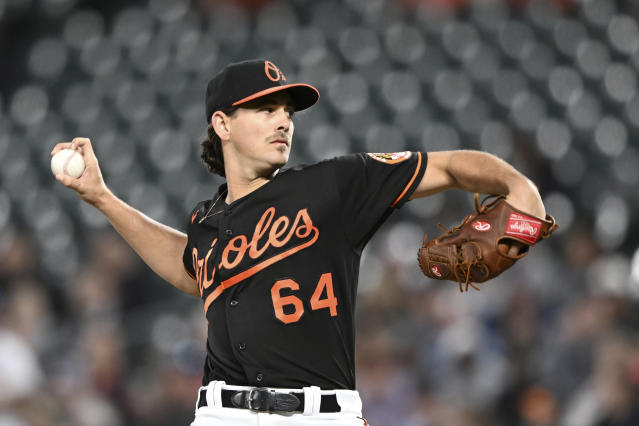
[0,327,44,407]
[562,335,639,426]
[0,234,39,284]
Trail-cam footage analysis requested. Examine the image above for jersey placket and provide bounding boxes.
[217,205,265,385]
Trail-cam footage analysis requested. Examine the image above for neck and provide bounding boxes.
[224,167,278,204]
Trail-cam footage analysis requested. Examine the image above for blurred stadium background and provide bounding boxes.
[2,0,639,424]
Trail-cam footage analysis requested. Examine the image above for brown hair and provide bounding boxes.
[200,107,238,177]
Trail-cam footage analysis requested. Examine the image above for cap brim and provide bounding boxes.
[232,84,320,111]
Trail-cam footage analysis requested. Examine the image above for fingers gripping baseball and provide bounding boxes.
[51,137,109,206]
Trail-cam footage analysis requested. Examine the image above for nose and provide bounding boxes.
[275,108,292,132]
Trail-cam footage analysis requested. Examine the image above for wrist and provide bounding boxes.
[505,179,545,218]
[92,186,115,211]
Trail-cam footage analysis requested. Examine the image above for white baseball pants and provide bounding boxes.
[190,381,369,425]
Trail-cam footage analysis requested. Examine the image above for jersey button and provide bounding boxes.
[256,373,264,382]
[225,229,233,236]
[229,300,239,307]
[238,343,246,350]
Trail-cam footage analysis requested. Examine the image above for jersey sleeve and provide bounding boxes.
[331,151,427,247]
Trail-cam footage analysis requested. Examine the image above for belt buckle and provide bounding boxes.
[248,388,269,411]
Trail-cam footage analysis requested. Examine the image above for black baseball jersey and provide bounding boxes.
[182,151,427,390]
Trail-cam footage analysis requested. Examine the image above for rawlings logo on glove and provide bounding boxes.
[417,194,558,292]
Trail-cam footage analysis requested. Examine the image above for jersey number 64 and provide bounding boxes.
[270,273,338,324]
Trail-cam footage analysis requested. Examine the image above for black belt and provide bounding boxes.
[197,387,341,413]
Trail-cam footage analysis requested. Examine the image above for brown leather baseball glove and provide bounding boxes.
[418,194,558,292]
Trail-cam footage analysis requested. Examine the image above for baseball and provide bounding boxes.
[51,148,85,178]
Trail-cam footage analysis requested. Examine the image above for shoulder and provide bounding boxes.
[279,152,422,178]
[278,155,355,176]
[280,154,365,174]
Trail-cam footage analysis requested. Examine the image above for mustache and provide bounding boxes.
[267,132,290,144]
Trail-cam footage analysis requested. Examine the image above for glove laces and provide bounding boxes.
[437,194,506,293]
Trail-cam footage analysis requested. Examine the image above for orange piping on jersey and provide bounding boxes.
[391,151,422,208]
[202,226,319,314]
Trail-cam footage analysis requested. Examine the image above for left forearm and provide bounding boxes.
[449,151,546,218]
[414,150,546,217]
[447,150,520,195]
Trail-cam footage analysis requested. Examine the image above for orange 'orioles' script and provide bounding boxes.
[192,207,319,314]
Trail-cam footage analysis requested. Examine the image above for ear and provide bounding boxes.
[211,111,231,141]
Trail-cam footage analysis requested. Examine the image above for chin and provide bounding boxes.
[274,158,288,170]
[273,151,290,167]
[258,156,288,177]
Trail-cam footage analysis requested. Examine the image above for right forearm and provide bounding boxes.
[95,190,198,296]
[51,138,198,296]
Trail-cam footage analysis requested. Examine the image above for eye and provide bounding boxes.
[286,110,295,119]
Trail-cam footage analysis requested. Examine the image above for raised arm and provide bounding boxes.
[410,150,545,218]
[51,137,198,297]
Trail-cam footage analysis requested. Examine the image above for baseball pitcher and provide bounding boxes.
[51,59,555,425]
